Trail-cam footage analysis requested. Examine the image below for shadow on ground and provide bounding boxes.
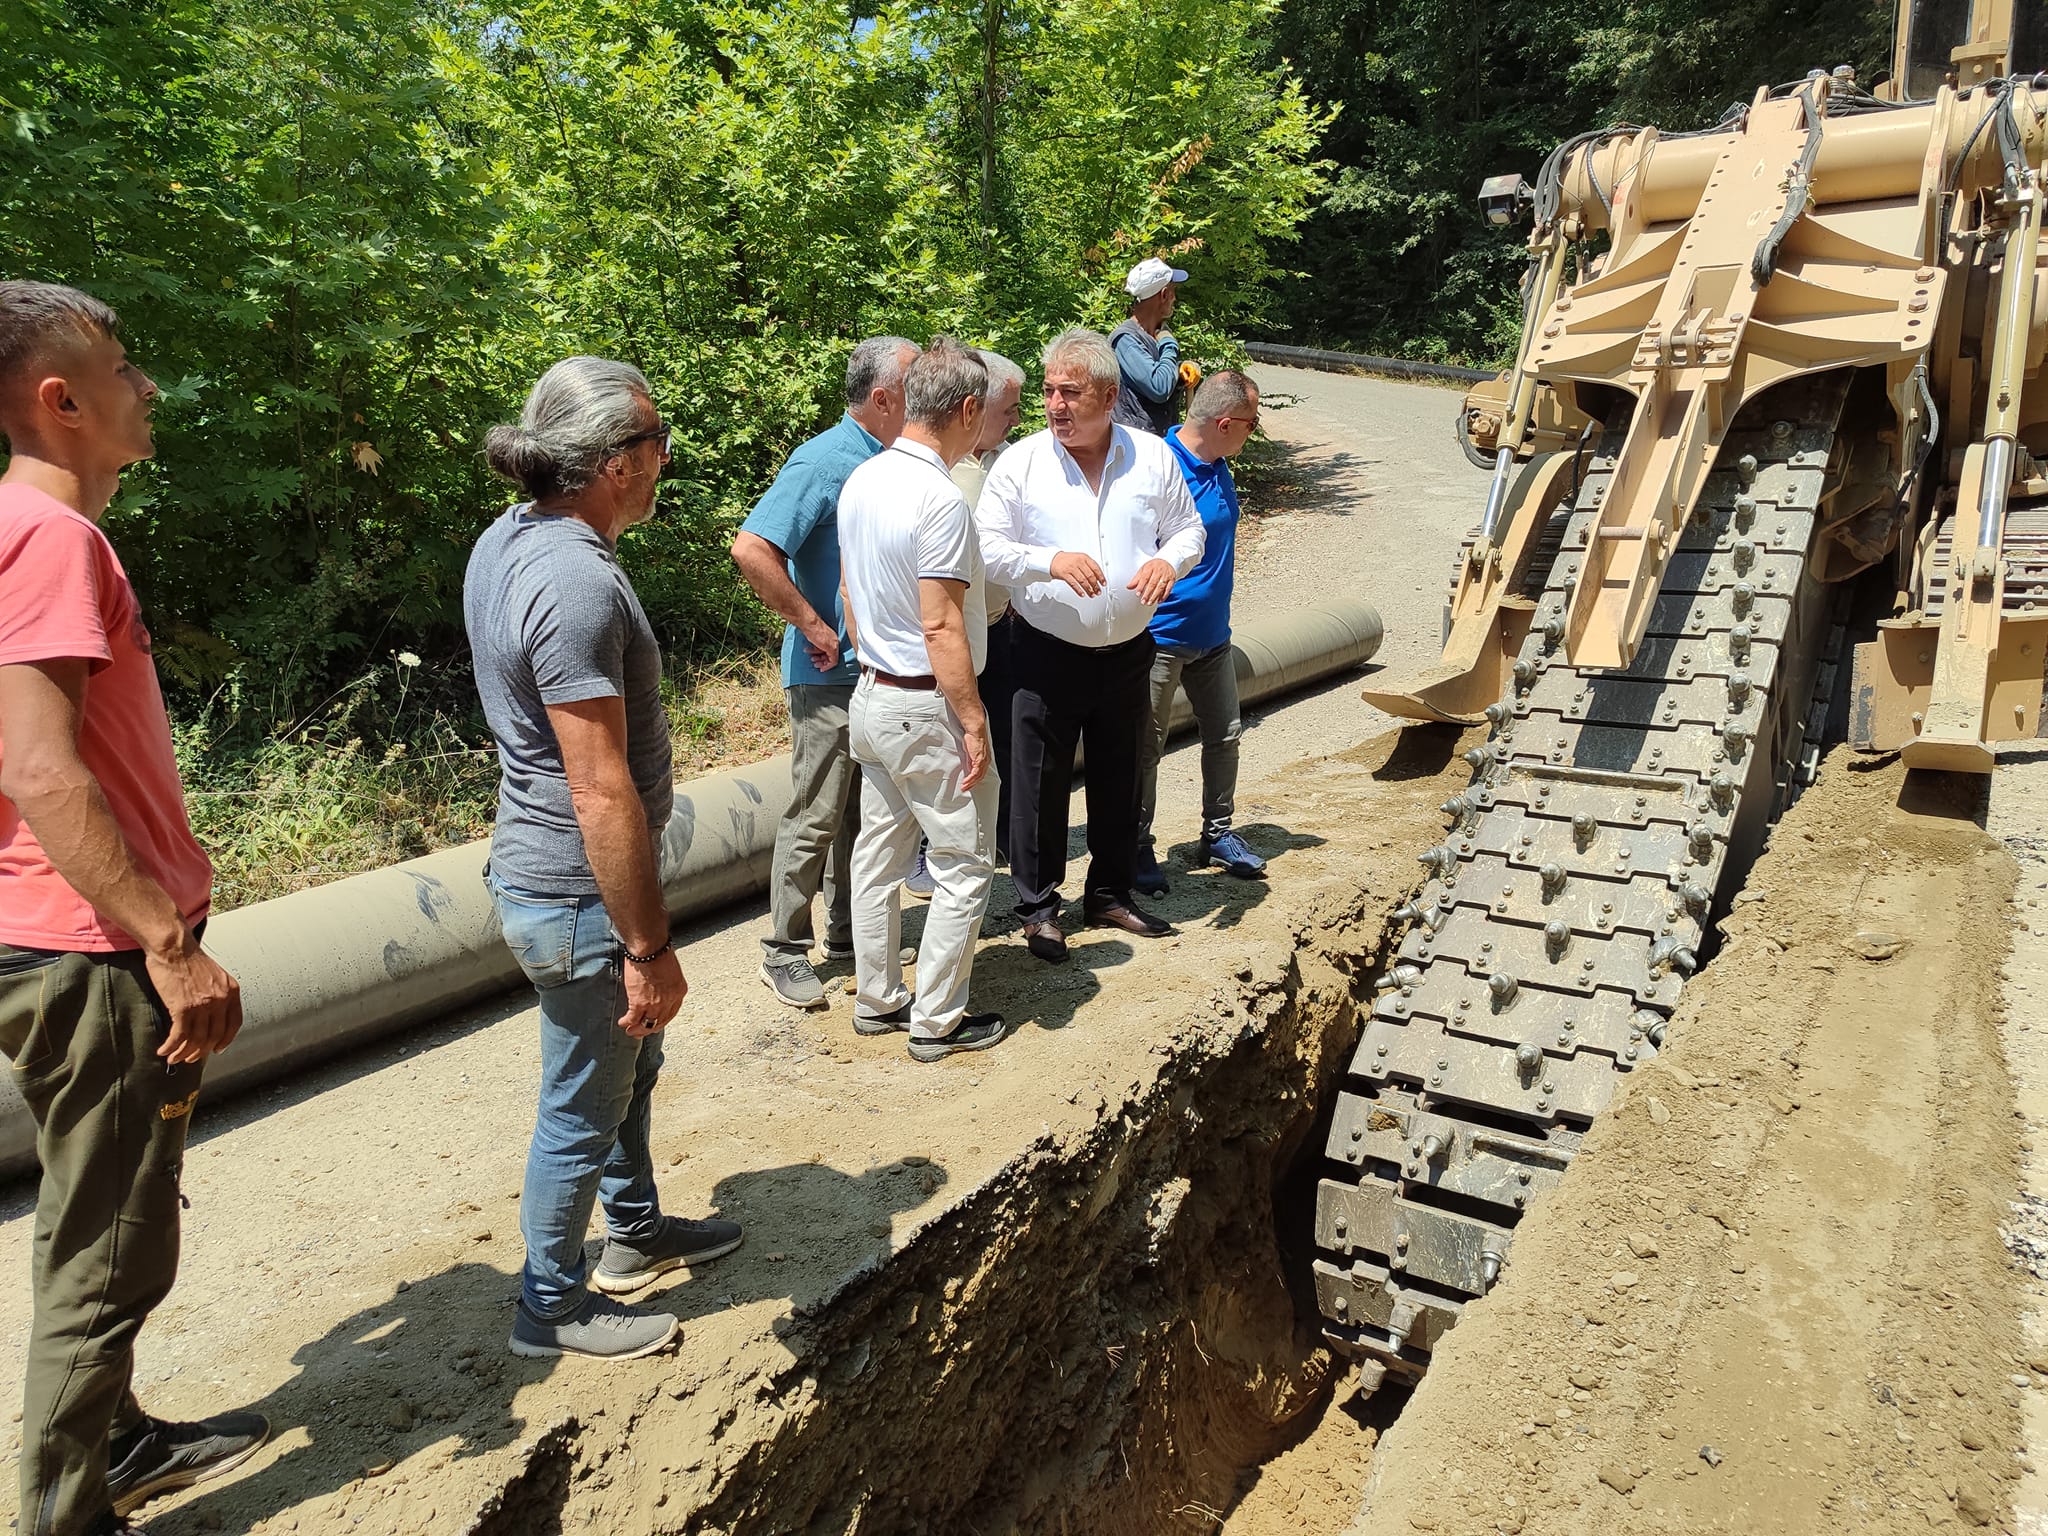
[148,1156,947,1535]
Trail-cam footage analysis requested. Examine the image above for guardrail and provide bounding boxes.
[1244,341,1495,386]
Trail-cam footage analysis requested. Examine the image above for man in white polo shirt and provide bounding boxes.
[977,327,1204,964]
[837,339,1009,1061]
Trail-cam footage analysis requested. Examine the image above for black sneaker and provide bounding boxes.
[909,1013,1009,1062]
[1134,846,1170,896]
[854,1000,914,1037]
[107,1411,271,1516]
[592,1214,744,1295]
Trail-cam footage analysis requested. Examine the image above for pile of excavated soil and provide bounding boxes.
[1351,750,2027,1535]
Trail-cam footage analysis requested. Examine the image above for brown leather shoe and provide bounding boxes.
[1084,897,1173,938]
[1021,920,1068,962]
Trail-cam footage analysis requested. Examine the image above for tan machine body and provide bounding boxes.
[1370,1,2048,772]
[1312,2,2048,1392]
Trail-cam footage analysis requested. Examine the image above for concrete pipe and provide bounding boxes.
[0,597,1381,1178]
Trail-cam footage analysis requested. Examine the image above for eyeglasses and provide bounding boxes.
[1219,413,1261,432]
[611,418,674,463]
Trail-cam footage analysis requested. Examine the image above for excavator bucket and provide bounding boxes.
[1362,453,1576,725]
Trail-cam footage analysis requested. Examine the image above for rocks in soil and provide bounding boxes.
[1699,1444,1723,1468]
[1956,1476,2000,1525]
[1597,1465,1636,1495]
[1848,929,1906,961]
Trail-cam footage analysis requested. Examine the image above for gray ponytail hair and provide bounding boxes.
[485,356,653,501]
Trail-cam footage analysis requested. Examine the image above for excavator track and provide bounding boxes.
[1312,376,1852,1376]
[1923,503,2048,616]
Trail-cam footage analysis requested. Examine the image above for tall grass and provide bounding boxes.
[175,651,794,911]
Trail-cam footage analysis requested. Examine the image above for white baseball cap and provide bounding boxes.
[1124,258,1189,301]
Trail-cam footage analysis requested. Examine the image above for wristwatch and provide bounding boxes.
[621,938,672,966]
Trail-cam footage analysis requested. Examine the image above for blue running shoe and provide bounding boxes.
[1200,830,1266,878]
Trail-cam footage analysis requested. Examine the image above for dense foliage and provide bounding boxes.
[1260,0,1893,363]
[0,0,1328,721]
[0,0,1895,901]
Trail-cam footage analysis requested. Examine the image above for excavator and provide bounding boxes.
[1313,0,2048,1389]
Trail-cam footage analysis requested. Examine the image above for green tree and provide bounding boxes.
[1,0,521,704]
[1263,0,1890,363]
[3,0,1333,720]
[918,0,1334,366]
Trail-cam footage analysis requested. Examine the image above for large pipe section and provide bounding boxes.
[0,599,1383,1177]
[1562,86,2048,230]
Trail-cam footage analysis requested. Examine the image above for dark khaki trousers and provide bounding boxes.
[0,942,201,1536]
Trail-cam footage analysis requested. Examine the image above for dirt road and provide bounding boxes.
[0,365,1471,1534]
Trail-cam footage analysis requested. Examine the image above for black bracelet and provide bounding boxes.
[621,939,672,966]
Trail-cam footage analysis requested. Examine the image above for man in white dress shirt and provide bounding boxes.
[976,327,1204,963]
[837,339,1009,1060]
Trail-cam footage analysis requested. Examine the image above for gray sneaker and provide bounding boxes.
[904,845,935,900]
[593,1215,744,1295]
[760,956,826,1009]
[854,1000,914,1037]
[508,1292,680,1360]
[107,1411,271,1516]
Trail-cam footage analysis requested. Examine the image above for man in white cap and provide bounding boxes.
[1111,257,1190,436]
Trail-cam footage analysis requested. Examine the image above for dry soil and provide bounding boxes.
[8,365,2044,1536]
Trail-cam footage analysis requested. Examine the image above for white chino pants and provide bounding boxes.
[846,672,998,1040]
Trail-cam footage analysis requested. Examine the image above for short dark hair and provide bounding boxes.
[0,281,121,380]
[904,337,989,430]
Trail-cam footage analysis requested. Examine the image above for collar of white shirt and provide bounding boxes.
[888,436,952,476]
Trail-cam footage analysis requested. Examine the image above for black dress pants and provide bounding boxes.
[1009,618,1156,923]
[981,610,1018,861]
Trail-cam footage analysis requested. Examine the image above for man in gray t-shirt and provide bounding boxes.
[464,357,742,1365]
[467,509,673,890]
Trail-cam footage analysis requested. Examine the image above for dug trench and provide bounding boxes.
[647,749,2023,1536]
[462,736,2029,1536]
[116,724,2030,1536]
[448,725,1473,1536]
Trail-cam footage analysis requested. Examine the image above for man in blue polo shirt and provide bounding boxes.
[1135,370,1264,895]
[731,336,919,1009]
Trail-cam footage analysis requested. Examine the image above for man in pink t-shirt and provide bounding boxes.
[0,283,268,1536]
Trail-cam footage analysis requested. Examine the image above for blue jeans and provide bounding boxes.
[488,874,666,1319]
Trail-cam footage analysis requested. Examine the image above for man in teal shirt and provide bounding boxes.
[731,336,919,1008]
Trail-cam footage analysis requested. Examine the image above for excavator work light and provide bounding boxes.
[1478,173,1533,226]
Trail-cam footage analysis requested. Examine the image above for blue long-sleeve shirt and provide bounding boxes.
[1150,426,1239,654]
[1112,327,1180,403]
